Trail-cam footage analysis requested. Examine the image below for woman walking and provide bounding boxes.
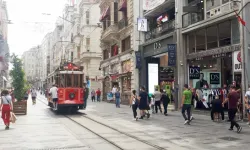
[130,90,139,121]
[0,90,13,130]
[138,86,150,119]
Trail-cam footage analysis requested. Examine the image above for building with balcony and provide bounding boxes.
[179,0,250,110]
[40,32,52,89]
[138,0,178,108]
[22,46,43,88]
[72,0,102,91]
[99,0,142,104]
[0,0,9,89]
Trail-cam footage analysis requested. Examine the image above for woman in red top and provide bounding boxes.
[96,88,101,102]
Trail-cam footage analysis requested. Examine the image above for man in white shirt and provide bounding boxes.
[49,84,58,110]
[154,88,162,113]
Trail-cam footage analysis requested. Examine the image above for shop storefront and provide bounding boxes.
[120,59,132,105]
[103,67,110,101]
[187,44,241,109]
[110,63,119,87]
[139,35,176,103]
[185,17,241,109]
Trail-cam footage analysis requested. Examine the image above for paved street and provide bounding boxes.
[1,94,250,150]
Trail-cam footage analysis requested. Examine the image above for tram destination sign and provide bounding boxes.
[187,44,241,60]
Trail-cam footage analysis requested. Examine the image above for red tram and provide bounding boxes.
[47,62,85,112]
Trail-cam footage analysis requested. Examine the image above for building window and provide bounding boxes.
[188,33,195,53]
[231,19,240,44]
[71,52,73,62]
[222,0,229,4]
[196,29,206,52]
[219,21,231,46]
[206,25,218,49]
[121,76,131,92]
[86,11,90,25]
[111,44,118,56]
[86,37,90,46]
[77,46,81,59]
[103,49,109,60]
[121,36,131,52]
[206,0,220,11]
[114,2,118,23]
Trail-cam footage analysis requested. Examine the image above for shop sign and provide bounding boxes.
[189,66,200,79]
[167,44,176,66]
[233,51,242,72]
[122,60,131,73]
[210,73,220,84]
[143,36,173,58]
[135,51,141,69]
[154,42,161,50]
[187,44,241,60]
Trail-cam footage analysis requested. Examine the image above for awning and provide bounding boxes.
[119,0,127,11]
[100,6,110,21]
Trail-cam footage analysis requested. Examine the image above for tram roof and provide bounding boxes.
[59,71,84,74]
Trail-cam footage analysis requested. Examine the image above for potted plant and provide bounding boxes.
[9,54,28,115]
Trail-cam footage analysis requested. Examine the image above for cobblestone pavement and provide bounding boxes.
[0,95,120,150]
[78,98,250,150]
[4,94,250,150]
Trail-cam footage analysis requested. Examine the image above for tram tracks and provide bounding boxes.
[38,97,166,150]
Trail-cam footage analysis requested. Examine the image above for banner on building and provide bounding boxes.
[233,51,242,72]
[137,18,148,32]
[167,44,176,66]
[143,0,165,11]
[135,51,141,69]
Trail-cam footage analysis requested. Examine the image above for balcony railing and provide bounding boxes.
[145,20,175,41]
[182,12,204,28]
[118,18,128,30]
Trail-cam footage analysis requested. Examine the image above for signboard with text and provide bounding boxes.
[210,73,220,84]
[167,44,176,66]
[233,51,242,72]
[189,66,200,79]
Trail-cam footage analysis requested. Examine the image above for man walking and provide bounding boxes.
[49,84,58,110]
[96,88,101,102]
[222,86,242,133]
[160,89,170,116]
[181,84,192,125]
[154,87,162,113]
[83,83,89,109]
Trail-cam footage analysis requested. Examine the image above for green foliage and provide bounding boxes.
[9,54,27,101]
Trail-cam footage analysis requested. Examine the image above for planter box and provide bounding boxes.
[13,101,27,115]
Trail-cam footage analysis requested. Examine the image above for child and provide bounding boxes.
[151,95,155,114]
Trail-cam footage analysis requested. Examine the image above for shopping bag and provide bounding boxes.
[10,112,17,123]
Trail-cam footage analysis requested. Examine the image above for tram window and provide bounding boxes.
[60,74,65,87]
[66,74,72,87]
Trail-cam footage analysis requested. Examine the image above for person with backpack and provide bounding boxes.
[130,90,139,121]
[115,88,121,108]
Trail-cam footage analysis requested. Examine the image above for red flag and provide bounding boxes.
[238,16,246,26]
[234,10,246,26]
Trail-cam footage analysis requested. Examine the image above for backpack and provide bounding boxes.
[115,92,120,98]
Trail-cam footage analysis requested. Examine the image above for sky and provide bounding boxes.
[6,0,68,56]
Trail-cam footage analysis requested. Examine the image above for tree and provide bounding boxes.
[9,54,28,101]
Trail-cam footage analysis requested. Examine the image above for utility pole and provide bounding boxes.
[240,0,246,118]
